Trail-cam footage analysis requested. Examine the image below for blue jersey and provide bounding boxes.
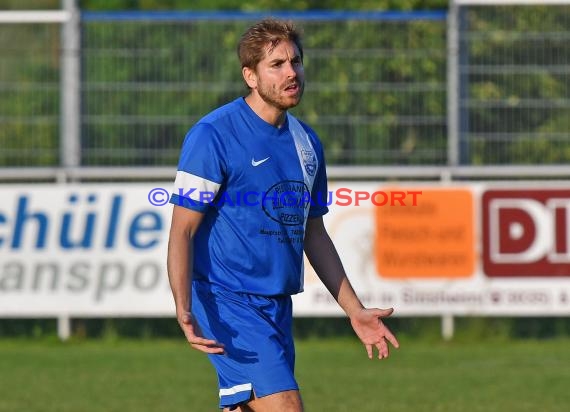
[170,97,329,296]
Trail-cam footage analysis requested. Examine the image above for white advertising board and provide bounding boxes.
[1,182,569,317]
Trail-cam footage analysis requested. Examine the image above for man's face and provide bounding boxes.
[253,40,305,111]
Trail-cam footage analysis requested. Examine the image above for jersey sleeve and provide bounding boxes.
[170,123,227,212]
[308,136,329,218]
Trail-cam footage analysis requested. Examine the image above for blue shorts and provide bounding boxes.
[192,280,298,409]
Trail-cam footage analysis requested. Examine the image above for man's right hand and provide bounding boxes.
[178,311,226,354]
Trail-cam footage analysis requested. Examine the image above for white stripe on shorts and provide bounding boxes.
[219,383,253,398]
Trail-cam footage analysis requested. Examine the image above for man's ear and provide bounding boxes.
[242,66,257,89]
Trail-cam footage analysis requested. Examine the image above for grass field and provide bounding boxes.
[0,337,568,412]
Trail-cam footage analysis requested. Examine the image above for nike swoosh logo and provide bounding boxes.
[251,156,270,167]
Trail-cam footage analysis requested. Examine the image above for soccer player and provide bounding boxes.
[167,18,399,412]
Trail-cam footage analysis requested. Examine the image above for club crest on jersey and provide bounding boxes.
[301,149,316,176]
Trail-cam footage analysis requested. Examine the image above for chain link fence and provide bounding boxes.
[1,10,448,169]
[0,22,61,167]
[80,11,447,167]
[456,3,570,165]
[1,5,569,174]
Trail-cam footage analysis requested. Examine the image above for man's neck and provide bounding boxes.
[244,94,287,128]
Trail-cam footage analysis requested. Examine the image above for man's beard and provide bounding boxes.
[257,80,304,111]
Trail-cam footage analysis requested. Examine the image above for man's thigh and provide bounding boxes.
[225,390,303,412]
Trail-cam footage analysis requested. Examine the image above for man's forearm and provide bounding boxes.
[311,239,363,317]
[167,207,205,316]
[304,220,363,317]
[167,231,192,314]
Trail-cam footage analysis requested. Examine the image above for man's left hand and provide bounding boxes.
[350,308,400,360]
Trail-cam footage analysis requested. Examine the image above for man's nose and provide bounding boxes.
[285,61,297,78]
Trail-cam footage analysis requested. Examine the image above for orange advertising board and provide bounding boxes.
[375,188,475,278]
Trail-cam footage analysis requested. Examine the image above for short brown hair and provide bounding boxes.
[237,18,304,70]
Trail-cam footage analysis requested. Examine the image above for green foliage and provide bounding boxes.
[76,16,449,166]
[463,5,570,164]
[0,24,60,166]
[1,2,569,166]
[0,0,59,10]
[79,0,449,12]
